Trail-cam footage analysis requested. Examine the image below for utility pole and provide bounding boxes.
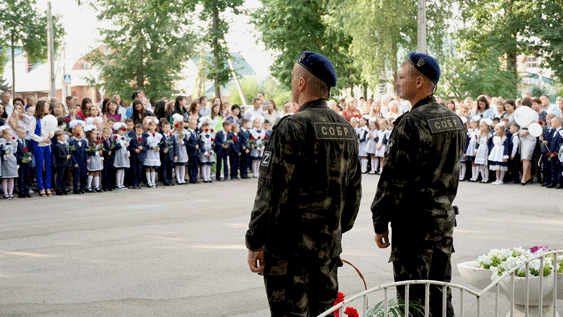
[417,0,427,54]
[47,2,56,99]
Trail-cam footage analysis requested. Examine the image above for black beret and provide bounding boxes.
[296,51,337,88]
[407,52,441,85]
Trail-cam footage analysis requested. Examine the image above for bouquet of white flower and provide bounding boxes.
[477,247,556,281]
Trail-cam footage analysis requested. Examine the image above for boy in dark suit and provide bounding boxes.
[229,123,242,180]
[53,131,75,195]
[15,127,33,198]
[548,117,563,188]
[128,124,147,189]
[541,114,556,186]
[214,121,233,181]
[160,119,176,186]
[186,119,200,183]
[238,118,251,179]
[101,127,118,191]
[70,123,88,194]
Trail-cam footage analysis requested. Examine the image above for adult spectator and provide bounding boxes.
[519,97,537,185]
[542,95,561,117]
[532,98,547,125]
[225,104,242,126]
[64,96,74,113]
[222,101,232,118]
[188,101,201,123]
[244,98,265,120]
[113,94,128,120]
[246,51,361,315]
[29,100,54,197]
[372,52,464,316]
[153,100,168,120]
[263,99,280,124]
[103,99,122,124]
[53,102,67,118]
[341,97,361,122]
[198,96,210,117]
[7,100,28,134]
[257,92,266,109]
[505,99,516,124]
[339,98,346,112]
[1,92,13,118]
[25,95,37,110]
[369,98,384,119]
[327,99,340,114]
[172,96,188,120]
[125,91,142,120]
[0,104,7,126]
[77,97,93,120]
[470,96,494,119]
[131,100,154,125]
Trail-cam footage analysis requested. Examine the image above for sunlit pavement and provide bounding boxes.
[0,176,562,316]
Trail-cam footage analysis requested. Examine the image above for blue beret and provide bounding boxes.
[407,52,440,85]
[297,51,337,88]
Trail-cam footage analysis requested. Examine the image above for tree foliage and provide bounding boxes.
[530,0,563,82]
[250,0,364,96]
[0,0,64,93]
[84,0,197,101]
[197,0,244,98]
[228,76,292,110]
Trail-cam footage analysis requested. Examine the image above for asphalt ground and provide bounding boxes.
[0,175,562,316]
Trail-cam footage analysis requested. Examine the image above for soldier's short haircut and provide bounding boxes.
[308,75,329,99]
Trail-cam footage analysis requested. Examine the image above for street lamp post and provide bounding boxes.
[417,0,427,54]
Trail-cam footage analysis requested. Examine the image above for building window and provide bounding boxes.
[527,56,538,68]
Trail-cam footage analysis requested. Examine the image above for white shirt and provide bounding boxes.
[244,107,264,120]
[28,117,54,147]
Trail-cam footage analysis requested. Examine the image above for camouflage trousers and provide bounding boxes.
[263,257,340,317]
[393,235,455,317]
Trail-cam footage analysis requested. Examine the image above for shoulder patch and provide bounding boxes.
[313,122,356,140]
[261,150,272,168]
[427,116,463,134]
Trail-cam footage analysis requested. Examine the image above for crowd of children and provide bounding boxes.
[0,97,274,199]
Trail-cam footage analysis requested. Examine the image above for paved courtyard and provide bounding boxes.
[0,176,562,316]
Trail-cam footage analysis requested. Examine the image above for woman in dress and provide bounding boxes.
[225,105,242,126]
[470,96,495,119]
[28,100,54,196]
[206,100,223,132]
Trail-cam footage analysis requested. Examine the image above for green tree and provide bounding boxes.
[228,76,292,109]
[250,0,363,97]
[530,0,563,82]
[457,0,537,96]
[83,0,197,102]
[0,0,64,97]
[198,0,244,99]
[329,0,449,92]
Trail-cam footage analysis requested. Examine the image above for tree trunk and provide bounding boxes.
[212,6,221,99]
[363,83,368,99]
[349,68,354,97]
[11,32,15,98]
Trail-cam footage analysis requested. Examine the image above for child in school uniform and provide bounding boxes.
[14,126,33,198]
[85,125,103,192]
[128,124,147,189]
[229,123,242,180]
[547,117,563,188]
[374,119,390,174]
[101,127,117,191]
[0,127,18,199]
[113,122,130,190]
[214,121,233,181]
[172,114,188,185]
[357,116,369,173]
[249,115,266,178]
[238,118,251,179]
[504,123,520,184]
[69,120,88,194]
[198,121,216,183]
[466,117,480,181]
[53,130,75,195]
[540,114,556,186]
[365,118,379,174]
[186,119,200,184]
[159,119,176,186]
[143,118,162,188]
[488,122,508,185]
[459,117,468,180]
[474,118,494,183]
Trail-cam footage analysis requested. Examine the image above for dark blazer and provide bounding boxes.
[128,134,148,163]
[53,142,75,168]
[186,130,199,157]
[15,139,33,165]
[69,138,88,167]
[229,133,241,155]
[549,129,562,153]
[238,129,250,151]
[160,133,176,162]
[214,131,232,155]
[102,137,121,160]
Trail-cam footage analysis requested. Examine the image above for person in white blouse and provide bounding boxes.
[28,100,55,196]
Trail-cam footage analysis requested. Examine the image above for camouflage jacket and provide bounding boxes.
[245,99,362,274]
[371,96,466,256]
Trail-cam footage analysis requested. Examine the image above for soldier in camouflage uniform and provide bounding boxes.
[371,53,466,317]
[246,51,362,316]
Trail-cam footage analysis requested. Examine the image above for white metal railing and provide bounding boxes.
[319,250,562,317]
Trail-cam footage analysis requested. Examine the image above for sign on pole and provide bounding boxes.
[63,74,71,86]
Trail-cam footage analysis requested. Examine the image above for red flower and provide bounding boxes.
[264,135,268,140]
[539,121,544,125]
[205,129,209,132]
[553,152,557,157]
[152,133,155,137]
[122,127,126,131]
[257,136,261,139]
[95,140,100,145]
[65,118,71,123]
[251,136,255,140]
[12,136,15,140]
[344,307,358,317]
[335,292,345,304]
[174,123,179,128]
[23,147,28,152]
[76,133,80,137]
[211,129,214,132]
[114,135,118,140]
[169,133,173,137]
[101,137,105,140]
[138,137,142,142]
[233,137,238,141]
[211,138,215,142]
[546,153,550,157]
